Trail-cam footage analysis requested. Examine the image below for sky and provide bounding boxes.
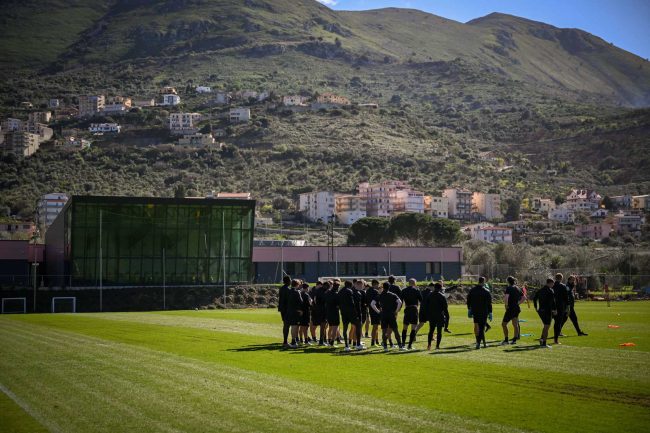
[316,0,650,59]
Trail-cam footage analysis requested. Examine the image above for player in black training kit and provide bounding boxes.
[338,281,364,351]
[427,282,449,350]
[467,276,493,349]
[385,275,402,346]
[401,278,423,350]
[534,278,557,348]
[366,280,382,346]
[371,282,404,351]
[313,281,330,345]
[286,280,304,348]
[564,275,587,336]
[309,281,323,342]
[501,276,524,345]
[552,273,570,345]
[415,283,433,335]
[325,281,341,346]
[278,275,292,347]
[299,283,312,345]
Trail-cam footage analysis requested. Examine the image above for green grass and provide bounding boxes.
[1,302,649,433]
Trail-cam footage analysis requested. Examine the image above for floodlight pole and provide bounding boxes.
[222,211,226,307]
[99,209,103,312]
[162,248,166,310]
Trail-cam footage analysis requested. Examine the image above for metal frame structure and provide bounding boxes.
[51,296,76,313]
[1,297,27,314]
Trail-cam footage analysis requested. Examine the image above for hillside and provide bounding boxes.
[0,0,649,219]
[1,1,649,106]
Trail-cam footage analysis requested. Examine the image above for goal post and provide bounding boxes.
[1,297,27,314]
[51,297,77,313]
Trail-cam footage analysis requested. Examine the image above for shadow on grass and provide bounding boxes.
[503,344,545,352]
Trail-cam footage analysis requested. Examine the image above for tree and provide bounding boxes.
[348,217,390,246]
[174,184,186,198]
[428,218,461,246]
[504,198,521,222]
[388,212,433,245]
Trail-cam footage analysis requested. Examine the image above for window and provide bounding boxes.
[286,262,305,276]
[426,262,442,275]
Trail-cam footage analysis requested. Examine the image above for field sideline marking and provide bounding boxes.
[0,382,60,433]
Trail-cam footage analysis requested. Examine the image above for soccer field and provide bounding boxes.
[1,302,649,433]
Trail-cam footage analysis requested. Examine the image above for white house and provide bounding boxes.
[335,195,367,225]
[472,192,502,221]
[299,191,337,223]
[426,196,449,218]
[161,94,181,106]
[37,193,68,228]
[470,226,513,243]
[283,95,308,106]
[196,86,212,94]
[532,198,557,215]
[214,92,231,105]
[89,123,121,133]
[229,107,250,123]
[549,206,574,223]
[565,189,601,211]
[169,112,202,134]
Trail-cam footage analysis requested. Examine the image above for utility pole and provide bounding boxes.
[99,210,103,312]
[327,214,335,276]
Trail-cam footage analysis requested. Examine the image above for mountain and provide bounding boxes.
[1,1,649,106]
[0,0,649,219]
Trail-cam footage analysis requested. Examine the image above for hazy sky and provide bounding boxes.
[316,0,650,59]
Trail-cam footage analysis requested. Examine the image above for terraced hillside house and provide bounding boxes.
[28,111,51,124]
[78,95,105,117]
[229,107,250,123]
[299,191,336,223]
[335,195,367,225]
[316,92,350,106]
[45,196,256,287]
[169,112,202,135]
[2,131,40,157]
[443,189,473,222]
[37,193,68,229]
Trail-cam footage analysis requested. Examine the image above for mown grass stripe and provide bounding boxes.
[0,383,57,433]
[1,320,532,433]
[75,311,650,384]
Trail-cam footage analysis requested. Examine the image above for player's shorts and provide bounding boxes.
[381,314,398,331]
[369,310,381,326]
[361,308,368,324]
[473,314,488,325]
[537,310,552,325]
[299,312,310,327]
[418,308,429,323]
[340,309,359,325]
[502,307,521,323]
[326,310,340,326]
[311,308,324,325]
[402,305,419,325]
[287,312,302,326]
[429,317,445,328]
[280,310,287,322]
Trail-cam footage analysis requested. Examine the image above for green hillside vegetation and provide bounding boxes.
[0,0,649,219]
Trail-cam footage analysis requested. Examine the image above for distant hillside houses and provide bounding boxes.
[169,112,202,135]
[229,107,250,123]
[89,123,120,133]
[298,181,499,227]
